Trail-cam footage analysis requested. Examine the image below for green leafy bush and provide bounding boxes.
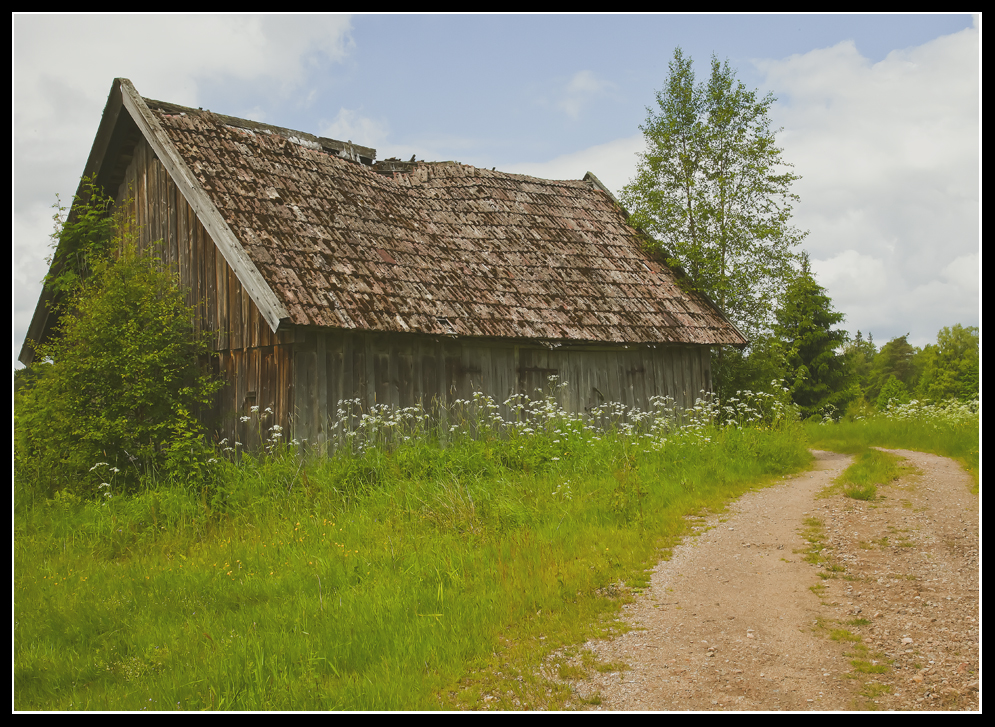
[16,182,221,499]
[876,374,910,410]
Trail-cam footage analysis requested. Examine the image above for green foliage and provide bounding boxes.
[842,331,876,398]
[711,334,790,402]
[843,325,978,412]
[16,184,221,499]
[865,334,916,404]
[773,257,857,419]
[876,374,909,410]
[42,177,118,303]
[620,47,806,340]
[914,324,979,402]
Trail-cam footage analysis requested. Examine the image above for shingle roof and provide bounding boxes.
[143,96,747,347]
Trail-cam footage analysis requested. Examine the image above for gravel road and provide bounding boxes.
[551,448,980,711]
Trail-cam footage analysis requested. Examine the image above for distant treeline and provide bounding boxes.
[845,324,979,411]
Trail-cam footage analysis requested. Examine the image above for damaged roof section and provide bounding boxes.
[146,97,748,347]
[148,99,376,165]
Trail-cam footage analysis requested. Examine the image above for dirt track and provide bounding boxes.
[550,449,980,711]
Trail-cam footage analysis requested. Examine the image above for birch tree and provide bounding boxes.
[621,48,807,340]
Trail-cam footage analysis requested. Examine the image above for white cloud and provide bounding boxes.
[13,14,355,366]
[14,14,356,212]
[13,202,58,355]
[15,15,353,104]
[810,248,973,347]
[237,106,269,123]
[14,15,354,169]
[557,70,617,119]
[940,253,980,294]
[810,250,889,305]
[756,24,979,341]
[319,109,391,150]
[502,134,644,195]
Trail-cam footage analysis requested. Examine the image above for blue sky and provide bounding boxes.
[13,14,980,367]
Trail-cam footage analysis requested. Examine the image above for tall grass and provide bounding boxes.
[831,449,906,500]
[804,398,980,493]
[15,387,810,711]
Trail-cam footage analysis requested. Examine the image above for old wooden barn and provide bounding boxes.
[21,78,748,448]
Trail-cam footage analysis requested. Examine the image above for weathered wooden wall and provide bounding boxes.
[116,139,297,446]
[293,328,712,447]
[115,137,714,451]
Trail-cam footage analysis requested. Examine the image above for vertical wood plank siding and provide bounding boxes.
[294,329,712,448]
[114,137,715,450]
[116,139,297,446]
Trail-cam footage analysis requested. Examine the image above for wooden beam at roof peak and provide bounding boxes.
[115,78,290,334]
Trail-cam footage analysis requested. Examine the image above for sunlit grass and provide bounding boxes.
[835,449,907,500]
[15,385,811,710]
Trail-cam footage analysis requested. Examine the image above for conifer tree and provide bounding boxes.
[773,256,856,419]
[865,335,917,404]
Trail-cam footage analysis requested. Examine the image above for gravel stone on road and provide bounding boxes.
[551,449,979,711]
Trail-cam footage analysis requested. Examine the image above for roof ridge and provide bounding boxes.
[371,158,592,188]
[143,96,377,165]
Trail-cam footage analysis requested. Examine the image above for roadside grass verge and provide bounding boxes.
[15,391,810,711]
[833,449,909,501]
[804,399,979,494]
[812,619,893,710]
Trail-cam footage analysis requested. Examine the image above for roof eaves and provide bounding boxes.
[583,171,749,349]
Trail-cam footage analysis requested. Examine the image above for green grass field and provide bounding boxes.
[14,392,977,710]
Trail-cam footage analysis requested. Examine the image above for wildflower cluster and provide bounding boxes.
[552,479,573,501]
[878,398,980,428]
[332,399,430,454]
[321,377,798,458]
[88,461,121,502]
[215,438,240,456]
[231,405,298,456]
[712,382,798,430]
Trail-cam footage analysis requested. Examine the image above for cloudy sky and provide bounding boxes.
[13,14,979,368]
